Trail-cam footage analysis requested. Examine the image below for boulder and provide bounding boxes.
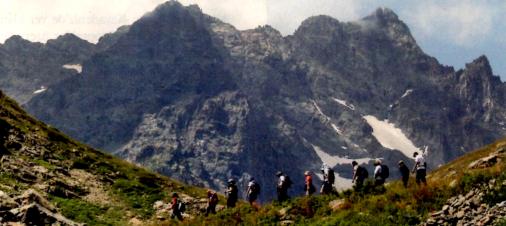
[20,203,82,226]
[329,199,348,211]
[0,191,18,211]
[468,154,499,169]
[16,189,55,212]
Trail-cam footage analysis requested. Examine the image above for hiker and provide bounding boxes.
[412,152,427,185]
[247,177,260,209]
[169,192,183,221]
[352,161,368,191]
[320,163,335,194]
[304,171,316,196]
[374,159,389,186]
[276,171,292,202]
[226,179,238,208]
[205,190,219,216]
[398,160,410,188]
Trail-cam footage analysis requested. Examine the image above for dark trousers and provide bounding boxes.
[402,177,409,187]
[171,210,183,221]
[416,169,426,185]
[205,204,217,216]
[354,179,364,191]
[277,187,289,202]
[227,198,237,208]
[375,178,385,186]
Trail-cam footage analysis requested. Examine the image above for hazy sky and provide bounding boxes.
[0,0,504,80]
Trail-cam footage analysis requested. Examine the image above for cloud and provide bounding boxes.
[180,0,267,30]
[266,0,366,35]
[404,0,495,46]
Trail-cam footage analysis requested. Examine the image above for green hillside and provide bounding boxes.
[0,90,212,225]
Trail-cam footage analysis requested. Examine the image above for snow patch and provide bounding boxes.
[313,100,342,136]
[401,89,413,99]
[312,144,373,191]
[330,123,343,135]
[341,146,348,150]
[33,86,46,94]
[363,115,421,159]
[332,98,355,110]
[312,144,372,168]
[62,64,82,73]
[334,172,354,191]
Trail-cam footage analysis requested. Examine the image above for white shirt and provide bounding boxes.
[374,165,382,177]
[415,155,426,170]
[278,175,286,186]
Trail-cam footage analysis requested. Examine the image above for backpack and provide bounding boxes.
[357,166,368,179]
[178,202,186,213]
[283,175,293,188]
[381,165,389,179]
[251,182,261,195]
[210,193,219,205]
[327,168,335,184]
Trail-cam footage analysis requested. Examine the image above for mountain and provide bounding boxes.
[0,33,96,104]
[14,1,506,200]
[0,89,212,225]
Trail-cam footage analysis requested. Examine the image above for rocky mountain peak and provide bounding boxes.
[46,33,91,46]
[294,15,342,35]
[463,55,493,77]
[2,35,42,51]
[367,7,400,23]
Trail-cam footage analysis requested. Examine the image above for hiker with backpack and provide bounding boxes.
[352,161,368,191]
[398,160,410,188]
[169,192,184,221]
[304,171,316,196]
[205,190,219,216]
[412,152,427,185]
[320,163,335,194]
[276,171,292,202]
[373,159,389,186]
[226,179,238,208]
[247,177,260,210]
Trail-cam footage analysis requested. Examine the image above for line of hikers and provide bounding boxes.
[352,152,427,190]
[168,151,427,220]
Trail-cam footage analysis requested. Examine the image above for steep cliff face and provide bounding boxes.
[18,1,506,199]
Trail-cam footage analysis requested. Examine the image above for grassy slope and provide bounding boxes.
[189,138,506,225]
[0,91,210,225]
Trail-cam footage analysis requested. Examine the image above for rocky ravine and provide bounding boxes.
[8,1,506,200]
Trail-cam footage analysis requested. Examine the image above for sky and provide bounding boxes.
[0,0,504,80]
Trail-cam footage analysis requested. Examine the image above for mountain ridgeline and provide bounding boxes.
[1,1,504,200]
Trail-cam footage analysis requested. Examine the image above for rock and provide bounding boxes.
[442,205,450,213]
[129,217,143,226]
[0,191,18,211]
[456,210,465,219]
[153,200,165,210]
[279,207,290,217]
[449,180,458,188]
[496,145,506,154]
[329,199,347,211]
[17,189,55,212]
[280,220,295,225]
[20,203,83,226]
[468,154,498,169]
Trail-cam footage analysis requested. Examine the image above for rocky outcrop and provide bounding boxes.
[423,181,506,226]
[0,190,82,225]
